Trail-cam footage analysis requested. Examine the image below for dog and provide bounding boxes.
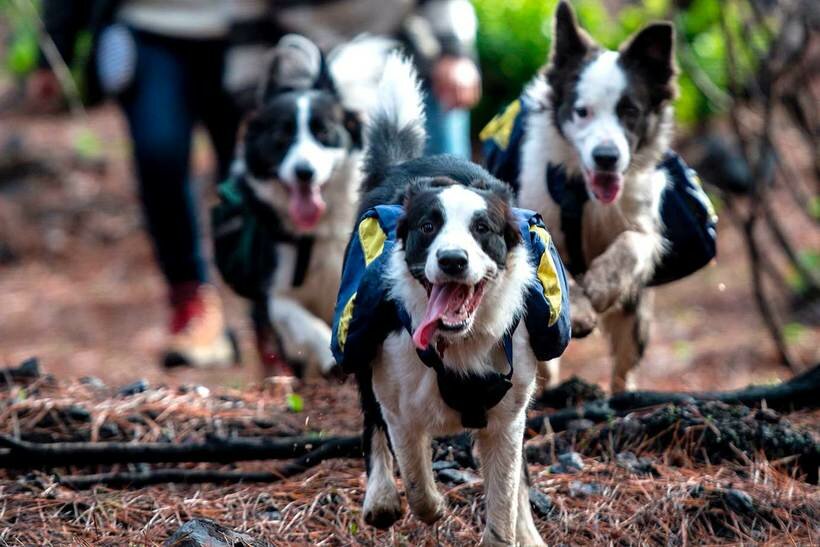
[214,34,392,377]
[513,1,678,392]
[331,53,569,545]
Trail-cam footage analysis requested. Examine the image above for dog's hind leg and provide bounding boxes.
[601,291,652,393]
[516,454,545,546]
[475,412,527,546]
[358,369,404,529]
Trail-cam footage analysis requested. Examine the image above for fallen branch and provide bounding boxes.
[56,436,361,489]
[0,434,356,468]
[527,363,820,433]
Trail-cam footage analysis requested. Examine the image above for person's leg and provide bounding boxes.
[119,32,206,286]
[190,39,242,181]
[119,32,236,368]
[423,83,472,158]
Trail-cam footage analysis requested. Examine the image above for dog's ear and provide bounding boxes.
[550,1,592,67]
[257,34,323,105]
[620,23,677,106]
[504,213,522,249]
[344,110,363,149]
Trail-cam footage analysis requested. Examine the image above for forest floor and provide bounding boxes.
[0,98,818,545]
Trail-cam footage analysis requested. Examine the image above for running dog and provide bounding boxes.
[331,54,570,545]
[214,34,392,377]
[513,1,678,391]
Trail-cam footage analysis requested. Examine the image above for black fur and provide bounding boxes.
[244,90,358,181]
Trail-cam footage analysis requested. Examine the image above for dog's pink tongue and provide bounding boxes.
[288,186,326,231]
[413,284,460,350]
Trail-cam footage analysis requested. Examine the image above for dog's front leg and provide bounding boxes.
[386,422,444,524]
[568,276,597,338]
[268,296,337,376]
[475,412,527,546]
[582,230,660,313]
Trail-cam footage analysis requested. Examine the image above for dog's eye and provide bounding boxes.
[420,222,435,234]
[574,106,589,119]
[474,221,490,234]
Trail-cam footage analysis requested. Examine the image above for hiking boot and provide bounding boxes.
[162,283,240,369]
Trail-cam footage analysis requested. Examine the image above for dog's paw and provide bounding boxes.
[569,286,597,338]
[410,491,446,525]
[582,260,623,313]
[363,487,404,529]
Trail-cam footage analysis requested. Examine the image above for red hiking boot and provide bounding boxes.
[162,283,239,369]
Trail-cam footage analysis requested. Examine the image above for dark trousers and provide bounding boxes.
[119,30,240,288]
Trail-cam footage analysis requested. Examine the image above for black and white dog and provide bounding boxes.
[516,2,677,391]
[215,35,391,376]
[352,54,557,546]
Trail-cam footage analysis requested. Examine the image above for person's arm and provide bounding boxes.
[417,0,481,110]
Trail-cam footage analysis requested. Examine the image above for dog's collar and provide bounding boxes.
[396,305,517,429]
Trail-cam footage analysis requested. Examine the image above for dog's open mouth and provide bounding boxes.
[287,185,326,231]
[412,280,486,350]
[586,171,623,204]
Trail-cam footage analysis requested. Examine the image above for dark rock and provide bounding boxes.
[79,376,106,389]
[258,505,282,521]
[16,358,40,378]
[569,480,603,498]
[550,451,584,474]
[65,405,91,423]
[535,376,606,408]
[98,422,120,439]
[118,379,149,397]
[722,488,755,515]
[615,451,659,476]
[529,488,553,517]
[436,467,480,485]
[754,408,781,424]
[432,460,459,471]
[164,518,272,547]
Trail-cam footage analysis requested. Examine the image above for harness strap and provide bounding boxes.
[397,306,516,429]
[546,165,589,276]
[291,237,314,288]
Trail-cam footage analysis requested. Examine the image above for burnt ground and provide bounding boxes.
[0,97,818,545]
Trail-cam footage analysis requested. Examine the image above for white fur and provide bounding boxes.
[562,51,631,176]
[424,186,496,286]
[375,53,426,133]
[276,95,348,187]
[328,34,398,115]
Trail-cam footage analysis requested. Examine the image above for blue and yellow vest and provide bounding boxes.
[480,98,718,286]
[330,205,571,427]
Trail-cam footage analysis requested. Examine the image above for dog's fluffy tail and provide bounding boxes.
[363,53,426,187]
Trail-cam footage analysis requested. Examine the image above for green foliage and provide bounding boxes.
[286,393,304,413]
[2,0,40,76]
[472,0,768,131]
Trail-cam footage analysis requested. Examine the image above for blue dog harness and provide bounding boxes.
[331,204,571,428]
[481,98,718,286]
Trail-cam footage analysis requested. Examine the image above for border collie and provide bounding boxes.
[353,54,554,546]
[516,1,677,391]
[217,35,390,376]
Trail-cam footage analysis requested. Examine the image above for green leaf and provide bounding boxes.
[782,322,806,345]
[348,521,359,535]
[286,393,304,413]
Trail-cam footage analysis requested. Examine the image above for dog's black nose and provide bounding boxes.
[437,249,469,276]
[592,144,620,170]
[294,163,315,183]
